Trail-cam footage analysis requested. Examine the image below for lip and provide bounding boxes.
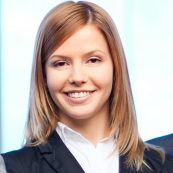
[63,90,96,104]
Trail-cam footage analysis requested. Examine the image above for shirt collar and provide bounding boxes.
[56,122,116,147]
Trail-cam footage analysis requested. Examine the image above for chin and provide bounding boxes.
[69,113,92,120]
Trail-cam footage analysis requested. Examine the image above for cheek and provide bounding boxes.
[46,70,65,93]
[92,66,113,90]
[100,74,113,90]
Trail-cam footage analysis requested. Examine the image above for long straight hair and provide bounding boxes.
[25,1,145,170]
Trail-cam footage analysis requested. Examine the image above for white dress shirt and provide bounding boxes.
[56,122,119,173]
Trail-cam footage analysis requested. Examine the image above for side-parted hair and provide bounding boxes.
[26,1,148,170]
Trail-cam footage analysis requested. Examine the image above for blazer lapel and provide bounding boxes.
[38,131,85,173]
[38,131,139,173]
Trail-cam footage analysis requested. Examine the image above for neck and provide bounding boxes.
[59,111,110,146]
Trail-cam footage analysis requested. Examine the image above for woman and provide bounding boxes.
[1,1,172,173]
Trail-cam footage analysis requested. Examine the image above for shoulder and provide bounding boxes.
[1,146,40,173]
[147,133,173,145]
[2,146,39,161]
[143,145,173,173]
[1,131,62,173]
[147,134,173,154]
[1,130,59,163]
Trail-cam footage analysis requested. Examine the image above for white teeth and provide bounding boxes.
[68,92,90,98]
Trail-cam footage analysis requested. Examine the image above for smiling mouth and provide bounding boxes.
[64,91,95,98]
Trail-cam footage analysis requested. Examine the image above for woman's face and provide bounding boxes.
[46,24,113,124]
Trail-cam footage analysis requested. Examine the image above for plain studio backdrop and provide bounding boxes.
[0,0,173,152]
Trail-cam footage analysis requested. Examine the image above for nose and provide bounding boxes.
[68,64,87,86]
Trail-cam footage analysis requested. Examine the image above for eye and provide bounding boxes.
[87,57,101,64]
[51,60,69,69]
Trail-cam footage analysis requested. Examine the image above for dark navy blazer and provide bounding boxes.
[147,133,173,154]
[2,131,173,173]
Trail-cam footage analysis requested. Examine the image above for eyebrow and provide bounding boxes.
[49,50,106,60]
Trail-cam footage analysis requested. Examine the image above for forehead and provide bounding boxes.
[51,24,109,56]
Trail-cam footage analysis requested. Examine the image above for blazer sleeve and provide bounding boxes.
[0,155,7,173]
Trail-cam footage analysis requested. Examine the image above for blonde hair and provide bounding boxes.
[26,1,147,170]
